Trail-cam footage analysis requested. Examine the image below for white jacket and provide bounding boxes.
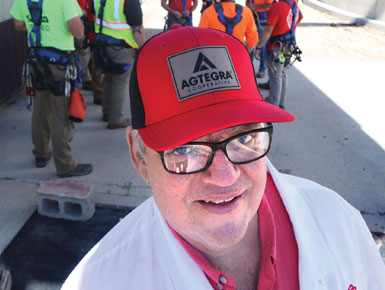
[62,160,385,290]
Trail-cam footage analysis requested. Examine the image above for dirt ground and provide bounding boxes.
[296,4,385,62]
[141,1,385,62]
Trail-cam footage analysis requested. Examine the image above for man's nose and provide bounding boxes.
[201,150,240,186]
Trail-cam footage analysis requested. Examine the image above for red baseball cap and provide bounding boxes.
[130,26,294,151]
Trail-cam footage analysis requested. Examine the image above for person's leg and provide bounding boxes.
[266,51,284,106]
[101,70,113,120]
[279,64,289,108]
[79,46,92,87]
[256,12,268,75]
[31,89,52,159]
[90,48,104,105]
[105,46,136,125]
[49,64,77,174]
[51,94,78,174]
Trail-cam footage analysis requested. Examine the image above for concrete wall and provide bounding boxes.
[0,0,27,105]
[0,0,13,22]
[318,0,385,21]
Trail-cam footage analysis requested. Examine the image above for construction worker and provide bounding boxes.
[10,0,93,178]
[76,0,93,91]
[255,0,303,109]
[246,0,273,78]
[199,0,258,54]
[85,0,104,105]
[94,0,145,129]
[161,0,198,30]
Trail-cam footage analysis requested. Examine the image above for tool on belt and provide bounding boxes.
[22,61,35,110]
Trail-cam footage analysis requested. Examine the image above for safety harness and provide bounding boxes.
[22,0,79,109]
[267,0,302,69]
[268,0,297,44]
[214,2,243,35]
[95,0,134,74]
[164,0,192,31]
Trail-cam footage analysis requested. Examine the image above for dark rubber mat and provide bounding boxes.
[0,206,131,290]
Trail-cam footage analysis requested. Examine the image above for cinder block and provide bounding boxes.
[37,181,94,221]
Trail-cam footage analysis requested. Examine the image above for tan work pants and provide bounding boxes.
[101,46,136,124]
[31,63,77,174]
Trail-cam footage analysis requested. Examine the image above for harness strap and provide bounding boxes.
[98,0,107,34]
[214,3,243,35]
[268,0,297,44]
[32,48,73,65]
[96,34,129,48]
[286,0,297,42]
[27,0,44,47]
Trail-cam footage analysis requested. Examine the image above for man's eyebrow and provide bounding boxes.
[207,123,265,141]
[227,122,265,133]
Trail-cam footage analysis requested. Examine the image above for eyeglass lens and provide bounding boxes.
[162,128,271,174]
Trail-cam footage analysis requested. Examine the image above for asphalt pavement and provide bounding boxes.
[1,0,384,270]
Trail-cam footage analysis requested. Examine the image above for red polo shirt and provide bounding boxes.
[171,173,299,289]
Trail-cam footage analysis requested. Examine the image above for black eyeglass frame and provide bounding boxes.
[157,124,274,174]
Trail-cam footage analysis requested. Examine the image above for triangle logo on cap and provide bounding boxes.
[168,46,241,102]
[193,52,217,73]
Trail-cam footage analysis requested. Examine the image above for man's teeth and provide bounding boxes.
[203,197,235,204]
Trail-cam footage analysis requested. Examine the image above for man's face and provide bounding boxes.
[132,124,267,254]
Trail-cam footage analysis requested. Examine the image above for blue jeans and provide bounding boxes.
[256,11,268,72]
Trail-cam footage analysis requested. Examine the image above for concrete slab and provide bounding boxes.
[0,180,37,254]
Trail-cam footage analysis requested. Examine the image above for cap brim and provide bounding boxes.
[139,99,294,151]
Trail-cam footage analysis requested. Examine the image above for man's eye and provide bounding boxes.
[171,146,191,156]
[237,134,253,144]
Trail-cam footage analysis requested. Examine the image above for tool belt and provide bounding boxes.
[24,47,79,96]
[267,41,302,74]
[94,34,134,74]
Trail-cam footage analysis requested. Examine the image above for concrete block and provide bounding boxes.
[37,181,94,221]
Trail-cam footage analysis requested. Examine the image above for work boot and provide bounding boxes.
[35,152,52,168]
[57,164,93,178]
[107,119,131,129]
[102,114,109,122]
[258,82,270,90]
[256,70,266,78]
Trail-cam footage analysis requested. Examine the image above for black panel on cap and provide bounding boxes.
[129,55,146,129]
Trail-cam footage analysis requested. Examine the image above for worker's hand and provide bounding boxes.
[171,10,183,18]
[255,48,261,60]
[181,10,190,17]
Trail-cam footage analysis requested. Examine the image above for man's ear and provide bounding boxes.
[126,127,149,182]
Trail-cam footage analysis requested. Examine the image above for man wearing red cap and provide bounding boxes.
[62,27,385,290]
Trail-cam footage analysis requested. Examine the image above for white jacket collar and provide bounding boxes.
[266,158,337,288]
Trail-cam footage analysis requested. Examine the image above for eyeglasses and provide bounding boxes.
[157,124,273,174]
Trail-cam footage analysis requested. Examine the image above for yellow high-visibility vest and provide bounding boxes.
[94,0,138,48]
